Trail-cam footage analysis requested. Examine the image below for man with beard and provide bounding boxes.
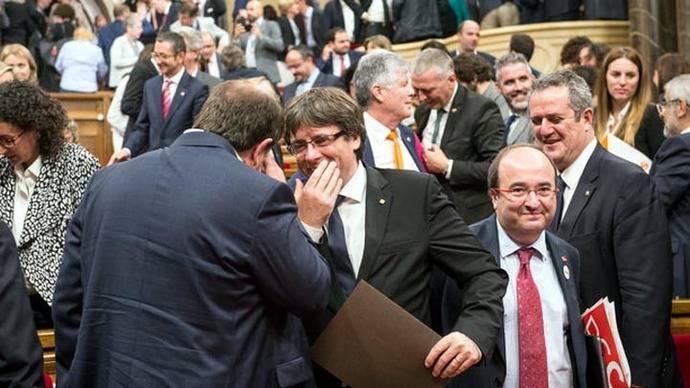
[496,52,535,145]
[232,0,284,83]
[317,27,363,78]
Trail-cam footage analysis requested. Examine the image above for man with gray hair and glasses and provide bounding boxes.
[353,50,425,171]
[495,52,535,145]
[530,70,681,387]
[652,74,690,298]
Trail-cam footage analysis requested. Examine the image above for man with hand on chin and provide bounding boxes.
[285,87,508,386]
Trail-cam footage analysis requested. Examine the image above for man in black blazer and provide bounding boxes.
[0,221,43,387]
[120,55,160,147]
[111,32,209,163]
[451,20,496,68]
[412,48,505,224]
[531,70,681,388]
[317,27,364,78]
[441,145,588,388]
[322,0,363,44]
[283,45,343,105]
[296,0,327,52]
[652,74,690,298]
[284,87,508,385]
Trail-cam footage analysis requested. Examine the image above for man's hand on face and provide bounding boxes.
[294,160,342,229]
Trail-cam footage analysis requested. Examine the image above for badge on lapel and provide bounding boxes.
[378,198,386,205]
[180,91,186,97]
[563,264,570,280]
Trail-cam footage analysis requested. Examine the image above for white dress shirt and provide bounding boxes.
[496,220,573,388]
[340,0,355,40]
[288,18,301,45]
[367,0,386,22]
[207,53,221,78]
[421,82,458,178]
[163,66,186,102]
[559,138,597,219]
[364,112,419,171]
[245,18,263,67]
[331,53,351,78]
[302,162,367,276]
[606,101,630,134]
[304,6,316,47]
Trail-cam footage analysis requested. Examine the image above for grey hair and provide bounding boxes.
[495,52,530,82]
[411,48,454,79]
[175,26,203,51]
[665,74,690,104]
[125,15,141,28]
[530,70,592,118]
[353,50,408,107]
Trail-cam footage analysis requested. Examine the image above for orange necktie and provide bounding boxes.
[386,129,403,169]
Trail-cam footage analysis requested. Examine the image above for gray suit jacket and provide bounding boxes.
[507,115,534,145]
[170,17,230,47]
[482,81,510,121]
[195,70,223,90]
[234,19,284,83]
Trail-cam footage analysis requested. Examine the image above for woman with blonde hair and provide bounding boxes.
[55,26,107,92]
[0,44,38,84]
[594,46,665,159]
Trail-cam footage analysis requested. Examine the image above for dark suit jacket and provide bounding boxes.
[277,16,306,59]
[316,50,364,76]
[282,71,344,105]
[289,166,508,364]
[362,124,426,172]
[154,2,180,33]
[0,222,43,387]
[97,20,125,65]
[124,71,209,157]
[53,131,330,387]
[2,1,36,47]
[414,85,505,224]
[323,0,363,43]
[635,104,666,160]
[554,144,679,388]
[121,58,159,144]
[651,133,690,298]
[203,0,226,21]
[441,215,588,388]
[305,7,327,50]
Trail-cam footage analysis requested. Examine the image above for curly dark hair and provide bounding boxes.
[560,36,592,67]
[0,81,66,159]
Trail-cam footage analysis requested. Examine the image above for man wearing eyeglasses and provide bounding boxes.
[530,70,681,388]
[652,74,690,298]
[284,87,508,385]
[440,144,588,388]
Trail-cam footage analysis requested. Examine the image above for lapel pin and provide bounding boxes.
[563,265,571,280]
[180,91,186,97]
[561,255,568,262]
[585,190,591,196]
[451,108,457,113]
[379,198,386,205]
[406,136,411,142]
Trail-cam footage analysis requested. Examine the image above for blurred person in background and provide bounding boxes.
[0,81,99,329]
[654,53,690,96]
[56,26,108,92]
[109,15,144,88]
[0,44,38,85]
[363,34,391,52]
[2,0,36,47]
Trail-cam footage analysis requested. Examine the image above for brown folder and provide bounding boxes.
[310,281,444,388]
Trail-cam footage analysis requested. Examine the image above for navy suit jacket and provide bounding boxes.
[124,71,209,157]
[651,132,690,297]
[554,144,680,388]
[53,131,330,387]
[362,124,425,172]
[316,50,364,76]
[441,215,588,388]
[282,71,344,105]
[323,0,363,43]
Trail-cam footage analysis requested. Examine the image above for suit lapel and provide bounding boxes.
[357,167,392,281]
[507,116,528,144]
[398,125,423,170]
[440,86,465,147]
[151,77,164,124]
[164,72,190,128]
[545,233,577,317]
[558,146,601,237]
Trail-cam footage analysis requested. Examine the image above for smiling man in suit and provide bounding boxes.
[110,32,209,164]
[495,52,535,145]
[284,87,508,386]
[232,0,284,83]
[283,45,343,105]
[412,48,505,225]
[531,70,681,387]
[353,50,425,171]
[441,144,588,388]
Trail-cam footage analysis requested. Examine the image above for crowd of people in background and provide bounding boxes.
[2,0,690,387]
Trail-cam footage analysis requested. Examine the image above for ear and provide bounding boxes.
[251,138,274,166]
[678,99,689,118]
[371,84,385,103]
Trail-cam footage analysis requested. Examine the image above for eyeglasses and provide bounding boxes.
[152,52,176,60]
[656,98,682,114]
[0,131,24,149]
[287,130,346,155]
[492,186,559,201]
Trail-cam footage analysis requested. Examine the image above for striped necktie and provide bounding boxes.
[161,79,172,120]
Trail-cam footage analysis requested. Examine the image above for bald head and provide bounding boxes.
[457,20,480,53]
[246,0,263,21]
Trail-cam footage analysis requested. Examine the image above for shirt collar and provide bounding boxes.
[496,217,547,261]
[340,161,366,204]
[14,155,42,180]
[165,66,185,84]
[607,101,631,131]
[681,127,690,135]
[363,111,396,143]
[305,6,313,17]
[442,82,458,113]
[560,138,597,191]
[303,68,320,85]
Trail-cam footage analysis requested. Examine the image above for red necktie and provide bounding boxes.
[339,54,346,76]
[516,248,548,388]
[161,79,172,120]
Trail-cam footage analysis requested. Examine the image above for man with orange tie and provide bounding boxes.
[353,50,425,171]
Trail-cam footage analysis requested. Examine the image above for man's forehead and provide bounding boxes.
[294,125,339,137]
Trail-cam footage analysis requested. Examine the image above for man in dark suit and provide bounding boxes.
[441,145,588,388]
[412,48,505,225]
[353,50,425,171]
[652,74,690,298]
[53,81,331,387]
[495,52,535,145]
[0,221,43,387]
[323,0,363,44]
[284,87,508,385]
[150,0,180,34]
[451,20,496,68]
[283,45,343,105]
[317,27,364,78]
[200,31,225,78]
[200,0,226,26]
[531,70,681,388]
[296,0,327,53]
[120,54,160,147]
[111,32,209,163]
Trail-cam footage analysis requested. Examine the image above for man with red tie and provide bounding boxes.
[440,144,588,388]
[317,27,363,78]
[109,32,209,163]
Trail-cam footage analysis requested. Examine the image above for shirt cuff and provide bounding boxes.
[301,221,324,242]
[444,159,453,179]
